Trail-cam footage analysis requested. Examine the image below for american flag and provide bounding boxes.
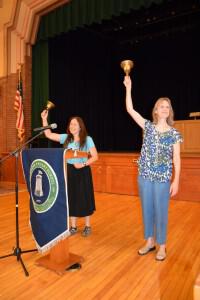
[14,71,25,142]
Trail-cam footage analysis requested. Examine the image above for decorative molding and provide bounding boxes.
[3,0,71,74]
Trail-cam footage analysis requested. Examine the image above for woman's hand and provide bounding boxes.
[73,163,85,169]
[170,181,179,197]
[40,109,60,142]
[41,109,48,120]
[123,75,132,90]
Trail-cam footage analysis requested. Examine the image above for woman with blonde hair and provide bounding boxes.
[123,76,183,261]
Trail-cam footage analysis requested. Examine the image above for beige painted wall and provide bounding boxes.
[0,0,14,28]
[0,0,70,77]
[0,30,3,76]
[0,0,15,77]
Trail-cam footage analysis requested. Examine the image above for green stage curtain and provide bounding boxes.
[37,0,163,41]
[32,41,49,130]
[32,0,163,130]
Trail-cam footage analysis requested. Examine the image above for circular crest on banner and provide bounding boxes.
[30,159,58,213]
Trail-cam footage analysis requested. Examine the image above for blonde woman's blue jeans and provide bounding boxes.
[138,175,170,245]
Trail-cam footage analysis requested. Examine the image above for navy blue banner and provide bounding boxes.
[22,148,69,252]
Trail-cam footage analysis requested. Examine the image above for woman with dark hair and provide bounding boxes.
[123,75,183,261]
[41,110,98,237]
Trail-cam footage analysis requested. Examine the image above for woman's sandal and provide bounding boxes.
[138,245,156,255]
[82,226,91,237]
[69,226,78,235]
[155,249,167,261]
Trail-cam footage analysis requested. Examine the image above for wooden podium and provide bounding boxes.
[174,120,200,153]
[35,239,83,275]
[35,149,88,275]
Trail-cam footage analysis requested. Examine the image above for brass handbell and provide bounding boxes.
[120,60,134,75]
[45,100,55,111]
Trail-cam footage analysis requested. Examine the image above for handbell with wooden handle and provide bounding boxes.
[45,100,55,111]
[120,60,134,75]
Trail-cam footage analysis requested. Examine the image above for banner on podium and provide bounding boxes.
[22,148,69,253]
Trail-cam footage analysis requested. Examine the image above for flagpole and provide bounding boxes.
[17,63,22,91]
[15,63,25,143]
[18,66,20,81]
[18,66,21,144]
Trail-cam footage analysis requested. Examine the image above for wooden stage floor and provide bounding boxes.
[0,184,200,300]
[0,181,27,196]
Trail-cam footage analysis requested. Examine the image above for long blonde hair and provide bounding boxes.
[152,97,174,126]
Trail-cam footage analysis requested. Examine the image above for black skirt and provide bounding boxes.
[67,163,96,217]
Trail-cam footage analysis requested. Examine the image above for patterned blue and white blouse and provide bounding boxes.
[138,120,183,182]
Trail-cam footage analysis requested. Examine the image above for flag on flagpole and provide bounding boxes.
[14,69,25,142]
